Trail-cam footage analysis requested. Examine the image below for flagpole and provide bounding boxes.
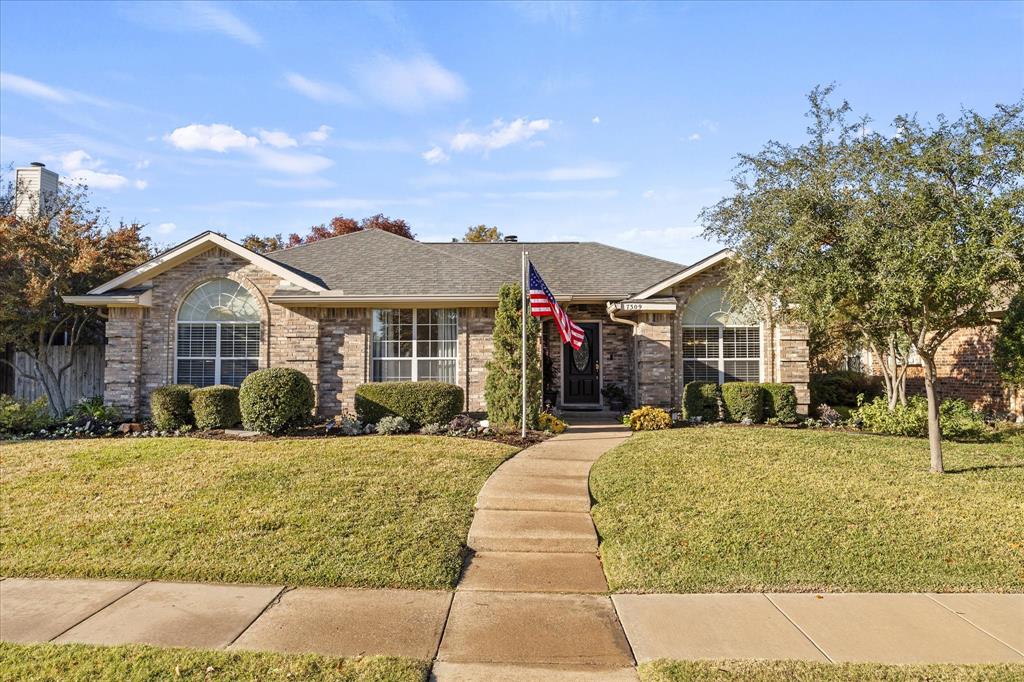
[521,249,528,439]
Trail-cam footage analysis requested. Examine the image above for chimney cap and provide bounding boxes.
[30,161,46,168]
[504,235,518,243]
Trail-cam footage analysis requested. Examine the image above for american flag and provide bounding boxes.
[529,262,585,350]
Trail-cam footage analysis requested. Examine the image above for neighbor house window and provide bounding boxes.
[681,287,761,385]
[372,309,458,383]
[176,279,261,388]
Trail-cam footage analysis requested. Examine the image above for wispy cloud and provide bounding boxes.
[355,54,466,112]
[510,1,587,30]
[1,72,112,107]
[284,73,355,104]
[423,118,554,162]
[301,125,332,144]
[60,149,145,191]
[256,129,297,148]
[422,146,450,165]
[591,116,601,124]
[157,222,177,234]
[248,146,332,175]
[181,1,262,46]
[414,162,620,187]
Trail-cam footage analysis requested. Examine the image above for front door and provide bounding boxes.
[563,322,600,405]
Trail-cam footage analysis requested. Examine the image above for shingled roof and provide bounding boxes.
[267,229,686,300]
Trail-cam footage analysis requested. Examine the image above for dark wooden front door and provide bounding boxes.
[563,323,600,405]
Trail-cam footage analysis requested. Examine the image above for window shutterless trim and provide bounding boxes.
[371,308,459,383]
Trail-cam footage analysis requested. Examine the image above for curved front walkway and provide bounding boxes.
[433,419,635,680]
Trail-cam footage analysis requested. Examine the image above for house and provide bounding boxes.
[64,229,814,419]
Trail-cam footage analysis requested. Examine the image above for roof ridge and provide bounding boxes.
[579,240,687,270]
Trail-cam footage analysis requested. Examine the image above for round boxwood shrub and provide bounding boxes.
[239,368,314,435]
[150,384,196,431]
[190,385,241,430]
[721,381,765,423]
[625,405,673,431]
[355,381,464,428]
[762,383,798,423]
[681,381,721,422]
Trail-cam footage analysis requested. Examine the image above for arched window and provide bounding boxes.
[176,279,261,387]
[681,287,761,384]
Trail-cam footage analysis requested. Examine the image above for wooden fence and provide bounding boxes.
[2,345,104,411]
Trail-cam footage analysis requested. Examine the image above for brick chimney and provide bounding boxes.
[14,162,59,220]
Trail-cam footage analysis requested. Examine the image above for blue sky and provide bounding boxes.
[2,1,1022,264]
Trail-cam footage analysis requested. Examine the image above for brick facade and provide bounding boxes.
[102,251,818,419]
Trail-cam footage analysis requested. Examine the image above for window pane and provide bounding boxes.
[220,324,259,358]
[177,324,217,357]
[724,360,760,383]
[372,359,412,382]
[682,327,718,359]
[177,359,215,387]
[418,359,456,383]
[221,359,258,387]
[723,327,760,359]
[683,359,719,384]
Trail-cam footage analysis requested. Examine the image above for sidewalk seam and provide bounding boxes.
[763,594,834,663]
[46,579,149,643]
[224,585,289,649]
[923,593,1024,657]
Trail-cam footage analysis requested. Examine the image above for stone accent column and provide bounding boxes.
[270,306,321,406]
[466,308,495,413]
[317,309,369,416]
[636,313,673,408]
[779,322,811,414]
[104,307,144,419]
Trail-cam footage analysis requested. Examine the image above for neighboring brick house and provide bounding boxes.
[66,230,814,419]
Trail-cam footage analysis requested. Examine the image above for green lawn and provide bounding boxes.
[0,436,515,589]
[639,659,1024,682]
[590,427,1024,592]
[0,642,426,682]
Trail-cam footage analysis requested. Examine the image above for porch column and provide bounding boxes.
[104,307,144,419]
[778,322,811,415]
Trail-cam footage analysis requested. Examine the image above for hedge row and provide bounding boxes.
[355,381,464,428]
[680,381,799,424]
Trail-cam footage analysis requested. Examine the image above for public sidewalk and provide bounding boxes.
[1,420,1022,680]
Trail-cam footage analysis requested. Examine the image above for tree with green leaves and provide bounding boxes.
[994,291,1024,391]
[0,181,152,416]
[484,283,542,430]
[464,225,503,242]
[702,85,1023,473]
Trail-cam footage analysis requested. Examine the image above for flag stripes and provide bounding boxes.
[528,262,585,350]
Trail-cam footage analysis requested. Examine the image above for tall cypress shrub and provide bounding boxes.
[484,283,542,430]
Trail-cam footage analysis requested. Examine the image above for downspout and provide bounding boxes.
[606,303,639,408]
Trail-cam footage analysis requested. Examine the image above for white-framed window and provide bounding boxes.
[372,308,458,383]
[681,287,761,385]
[176,279,261,387]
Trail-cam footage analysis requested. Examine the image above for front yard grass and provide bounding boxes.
[590,427,1023,592]
[0,642,427,681]
[0,436,515,589]
[639,659,1023,681]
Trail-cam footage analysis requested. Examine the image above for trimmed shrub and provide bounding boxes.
[538,412,568,434]
[190,385,241,430]
[239,368,314,435]
[150,384,196,431]
[762,383,798,423]
[681,382,720,422]
[354,381,464,428]
[810,371,884,408]
[721,382,765,423]
[0,395,53,435]
[626,405,672,431]
[376,415,411,435]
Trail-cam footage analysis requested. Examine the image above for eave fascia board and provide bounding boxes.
[268,293,629,307]
[633,249,735,300]
[63,289,152,307]
[89,232,327,295]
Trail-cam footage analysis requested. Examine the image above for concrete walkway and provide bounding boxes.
[2,418,1022,677]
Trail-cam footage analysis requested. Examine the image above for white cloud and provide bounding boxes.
[302,125,332,144]
[248,147,333,175]
[1,72,68,102]
[166,123,259,152]
[134,179,149,190]
[134,159,151,169]
[285,73,355,104]
[256,129,298,148]
[422,146,449,165]
[355,54,466,111]
[60,150,133,190]
[591,116,601,124]
[700,119,720,133]
[183,1,262,46]
[448,118,553,154]
[643,189,656,199]
[539,163,616,181]
[157,222,177,234]
[687,133,702,141]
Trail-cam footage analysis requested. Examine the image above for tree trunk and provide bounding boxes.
[30,353,69,417]
[921,354,943,473]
